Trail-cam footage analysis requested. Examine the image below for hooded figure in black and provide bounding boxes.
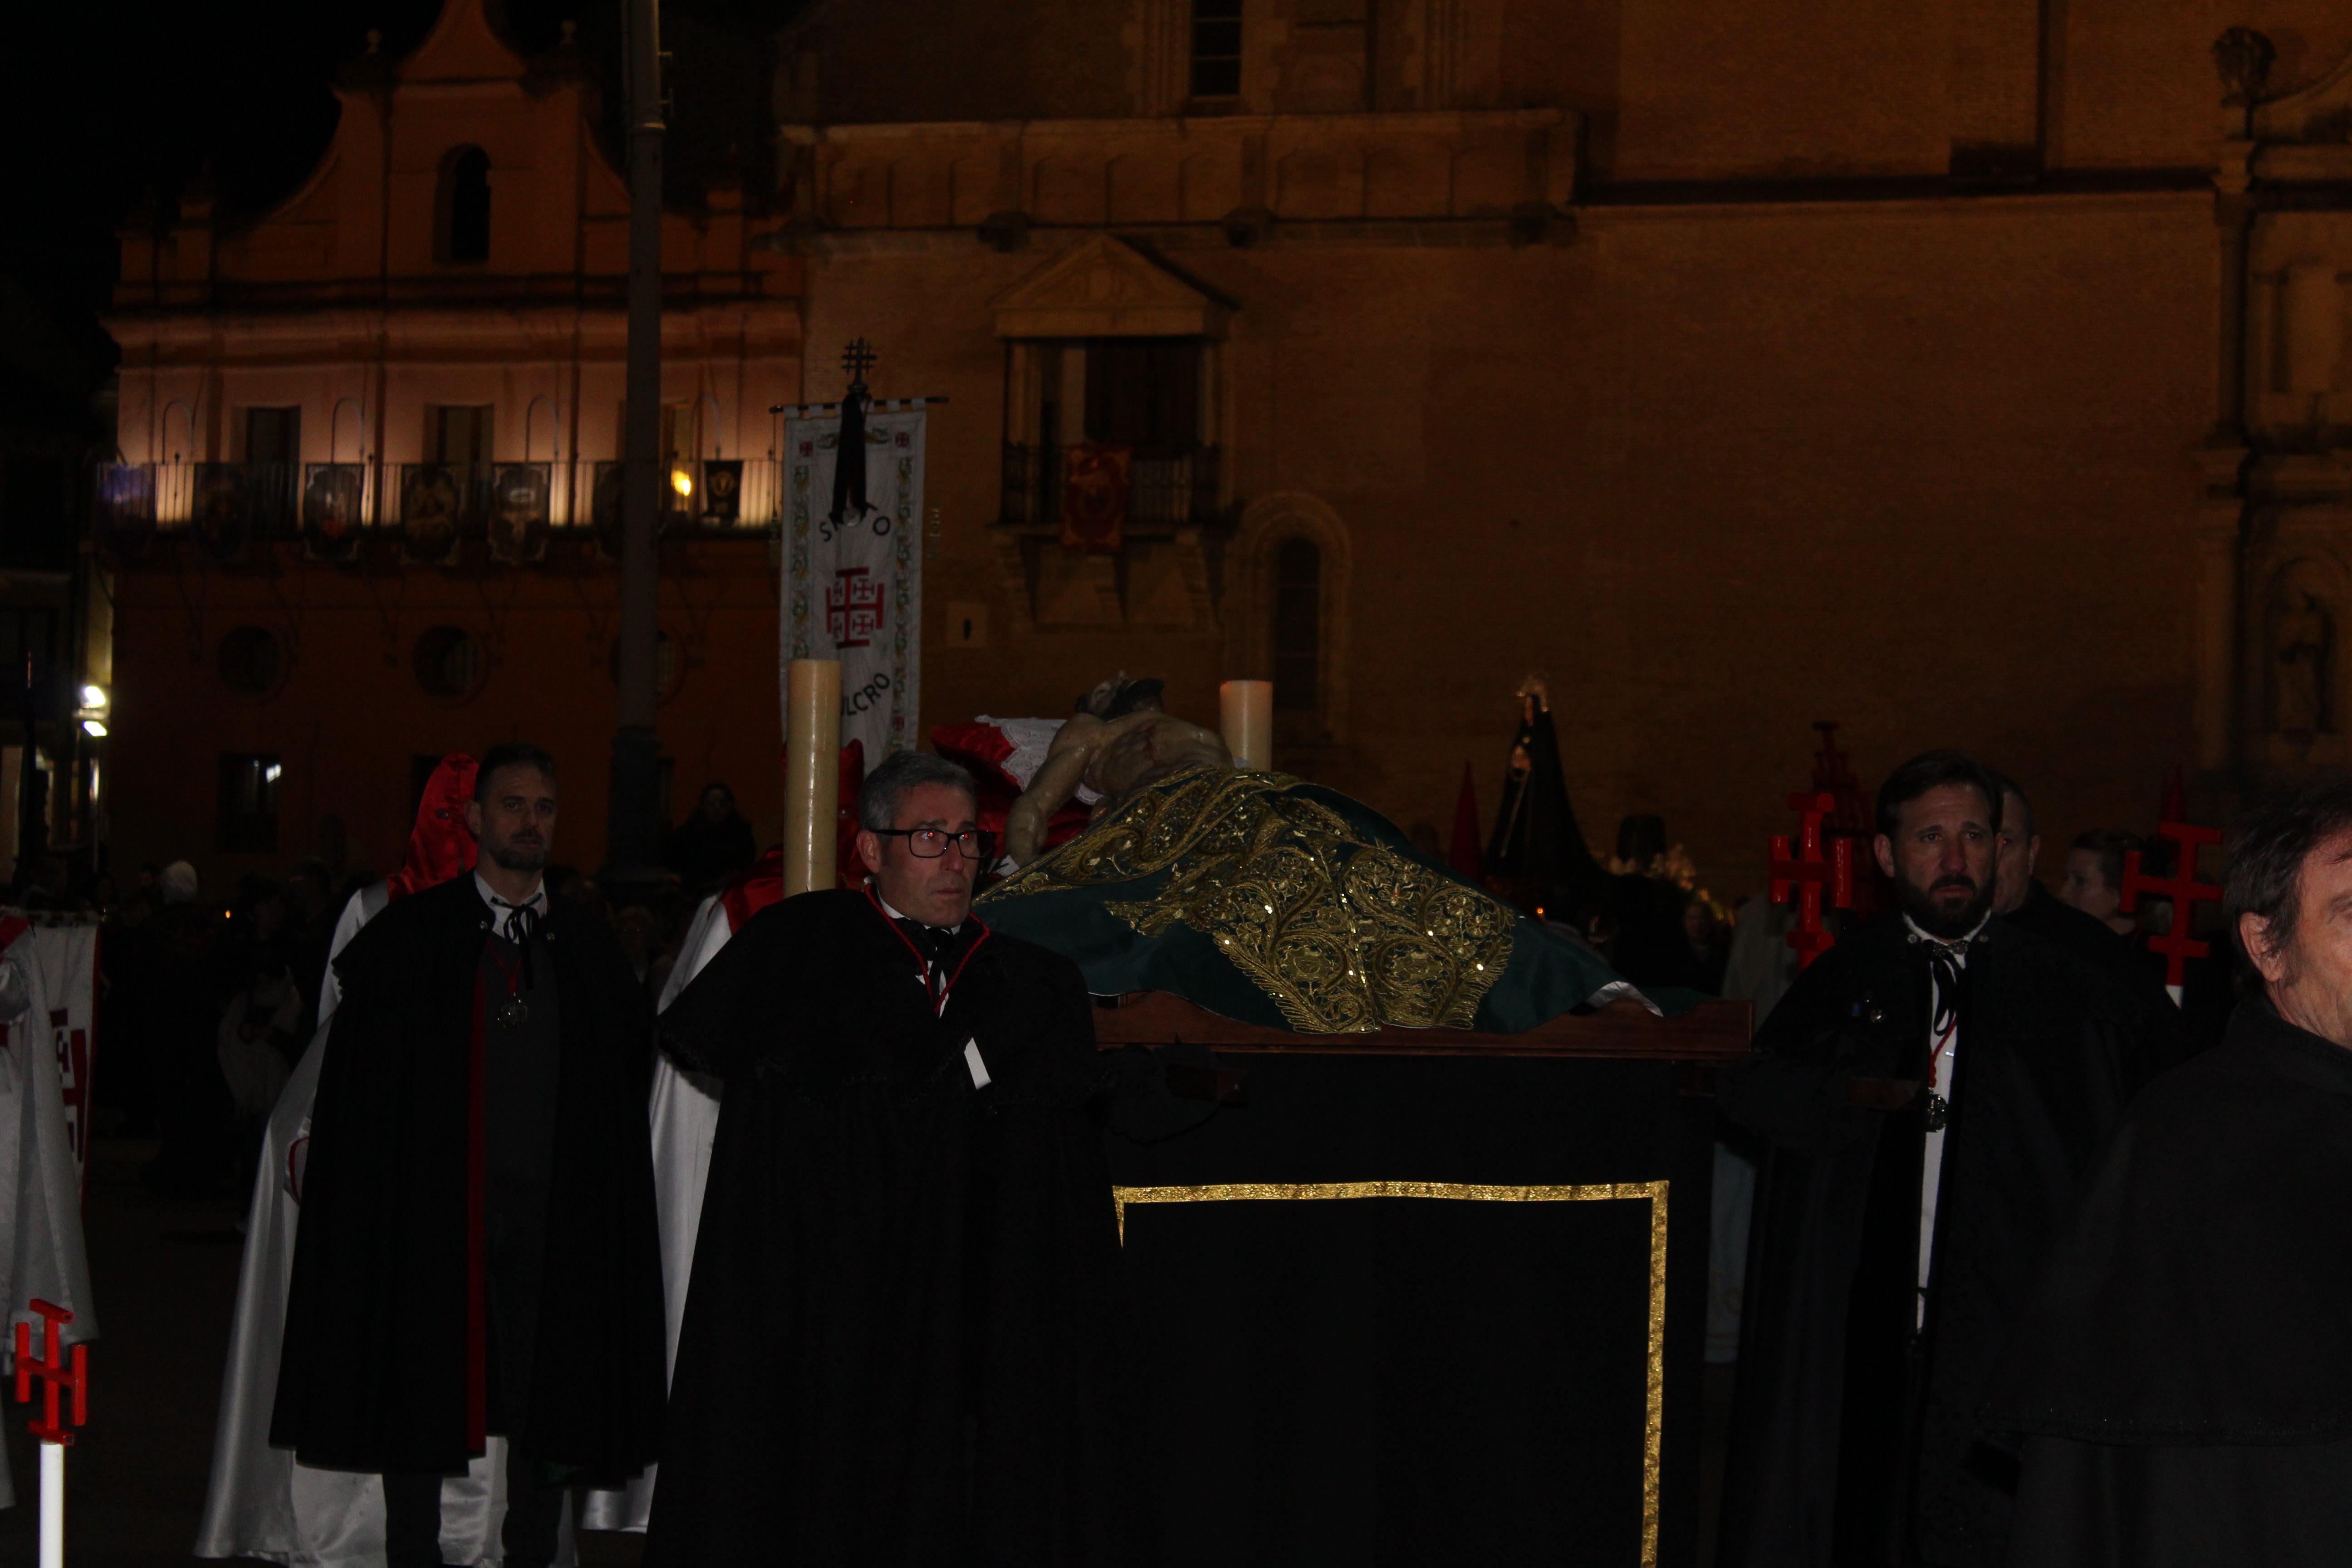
[1484,678,1606,908]
[644,749,1119,1567]
[1984,779,2352,1568]
[271,744,666,1568]
[1714,752,2181,1568]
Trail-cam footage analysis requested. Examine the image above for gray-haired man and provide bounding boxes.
[644,750,1121,1565]
[1987,777,2352,1567]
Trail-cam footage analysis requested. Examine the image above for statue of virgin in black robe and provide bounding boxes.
[1483,685,1605,909]
[1983,998,2352,1566]
[643,887,1122,1566]
[1713,913,2181,1568]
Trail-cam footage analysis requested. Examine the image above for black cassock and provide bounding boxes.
[1984,1000,2352,1567]
[643,887,1121,1567]
[271,875,666,1480]
[1714,913,2180,1568]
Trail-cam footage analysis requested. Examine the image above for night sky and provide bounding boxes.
[6,0,801,364]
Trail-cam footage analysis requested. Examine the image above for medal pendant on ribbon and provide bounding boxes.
[496,995,529,1028]
[1925,1092,1949,1132]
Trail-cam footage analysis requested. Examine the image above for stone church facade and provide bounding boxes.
[98,0,2352,894]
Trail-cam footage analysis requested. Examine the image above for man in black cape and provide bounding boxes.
[1983,778,2352,1566]
[1715,751,2181,1568]
[645,749,1119,1565]
[272,743,666,1566]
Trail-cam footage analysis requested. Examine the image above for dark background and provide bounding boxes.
[4,0,803,367]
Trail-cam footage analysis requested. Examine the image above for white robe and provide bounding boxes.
[0,923,98,1512]
[578,896,732,1534]
[195,886,578,1566]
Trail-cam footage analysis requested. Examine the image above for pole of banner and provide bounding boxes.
[17,1299,88,1568]
[1219,680,1273,770]
[784,660,842,896]
[40,1441,62,1568]
[604,0,666,888]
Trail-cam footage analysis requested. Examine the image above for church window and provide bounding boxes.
[1085,338,1200,455]
[1273,538,1321,713]
[436,147,492,264]
[218,753,282,853]
[428,403,493,466]
[1190,0,1243,99]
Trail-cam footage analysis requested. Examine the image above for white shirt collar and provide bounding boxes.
[475,871,549,919]
[876,892,960,937]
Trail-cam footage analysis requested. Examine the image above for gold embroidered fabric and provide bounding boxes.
[983,766,1517,1033]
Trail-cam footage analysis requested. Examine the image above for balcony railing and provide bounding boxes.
[93,460,789,557]
[999,444,1225,531]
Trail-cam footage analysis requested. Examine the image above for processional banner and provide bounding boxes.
[0,916,99,1445]
[782,402,926,763]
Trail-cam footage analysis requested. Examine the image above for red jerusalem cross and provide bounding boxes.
[1769,790,1854,970]
[826,568,886,649]
[2119,817,2224,990]
[15,1299,87,1445]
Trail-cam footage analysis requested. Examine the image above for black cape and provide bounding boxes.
[1982,1000,2352,1567]
[270,875,666,1480]
[1714,912,2181,1568]
[643,887,1121,1567]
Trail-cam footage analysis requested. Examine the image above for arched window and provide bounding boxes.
[1272,537,1320,714]
[437,147,492,264]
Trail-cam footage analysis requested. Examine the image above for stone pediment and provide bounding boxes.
[2254,42,2352,147]
[399,0,530,84]
[991,235,1231,339]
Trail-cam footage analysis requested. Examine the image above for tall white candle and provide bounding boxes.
[784,659,842,895]
[1220,680,1273,770]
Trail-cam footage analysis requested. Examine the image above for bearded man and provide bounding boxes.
[1714,751,2181,1568]
[273,743,665,1567]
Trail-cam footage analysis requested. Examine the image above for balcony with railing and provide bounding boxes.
[92,459,788,562]
[996,443,1224,533]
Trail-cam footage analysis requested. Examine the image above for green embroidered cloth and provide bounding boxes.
[977,766,1675,1034]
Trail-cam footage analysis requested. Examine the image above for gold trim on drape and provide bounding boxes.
[1112,1179,1669,1568]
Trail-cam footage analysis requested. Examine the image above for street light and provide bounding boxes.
[81,720,106,738]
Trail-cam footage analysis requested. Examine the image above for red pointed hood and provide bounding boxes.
[386,753,480,902]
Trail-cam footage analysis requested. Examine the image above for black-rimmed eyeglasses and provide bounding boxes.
[871,827,997,860]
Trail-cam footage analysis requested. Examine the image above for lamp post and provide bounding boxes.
[607,0,666,884]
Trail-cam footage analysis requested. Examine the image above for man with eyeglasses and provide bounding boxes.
[643,749,1120,1566]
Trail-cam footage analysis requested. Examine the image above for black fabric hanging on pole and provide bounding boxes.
[828,389,868,526]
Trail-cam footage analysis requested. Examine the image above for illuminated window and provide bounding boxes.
[1190,0,1242,98]
[219,753,281,853]
[437,146,492,264]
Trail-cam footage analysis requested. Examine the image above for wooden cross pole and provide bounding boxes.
[15,1298,87,1568]
[2120,818,2225,998]
[1769,790,1854,970]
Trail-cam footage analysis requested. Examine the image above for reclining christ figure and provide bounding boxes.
[984,673,1651,1035]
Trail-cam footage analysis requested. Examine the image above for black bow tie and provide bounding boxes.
[896,916,956,965]
[895,917,962,998]
[493,900,540,984]
[1927,946,1962,1041]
